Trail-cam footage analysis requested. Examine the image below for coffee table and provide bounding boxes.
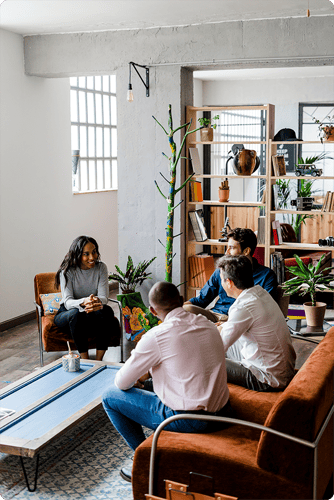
[0,358,122,491]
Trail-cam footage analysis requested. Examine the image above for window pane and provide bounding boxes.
[104,160,111,189]
[87,92,94,123]
[112,160,118,188]
[89,160,96,190]
[110,75,116,94]
[111,128,117,157]
[97,160,104,190]
[88,126,95,157]
[95,76,102,91]
[103,95,110,125]
[70,90,78,122]
[103,76,109,92]
[70,77,78,86]
[95,94,102,124]
[78,77,86,88]
[80,160,88,191]
[104,128,110,156]
[87,76,94,90]
[71,125,79,150]
[96,127,103,157]
[80,126,87,156]
[79,91,86,122]
[110,96,117,125]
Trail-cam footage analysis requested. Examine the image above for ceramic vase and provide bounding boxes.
[218,188,229,202]
[200,127,213,142]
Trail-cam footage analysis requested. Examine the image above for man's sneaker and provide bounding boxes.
[120,467,132,482]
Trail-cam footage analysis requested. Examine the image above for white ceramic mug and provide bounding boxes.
[62,353,80,372]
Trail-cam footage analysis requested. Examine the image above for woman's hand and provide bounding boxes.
[81,294,103,313]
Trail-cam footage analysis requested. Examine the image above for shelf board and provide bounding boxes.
[187,105,269,112]
[270,209,328,215]
[189,140,267,145]
[271,140,329,145]
[272,175,334,180]
[270,242,324,250]
[188,239,265,247]
[192,174,267,179]
[189,201,265,207]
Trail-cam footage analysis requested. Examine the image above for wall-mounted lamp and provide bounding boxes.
[127,61,150,102]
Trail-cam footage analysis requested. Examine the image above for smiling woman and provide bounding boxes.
[54,235,121,361]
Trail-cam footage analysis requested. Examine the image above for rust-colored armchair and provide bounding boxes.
[34,272,123,366]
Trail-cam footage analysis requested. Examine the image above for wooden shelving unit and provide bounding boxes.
[184,105,334,300]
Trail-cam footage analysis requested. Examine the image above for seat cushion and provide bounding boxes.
[132,425,310,500]
[228,383,281,424]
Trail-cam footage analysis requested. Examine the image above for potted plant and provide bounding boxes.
[218,179,229,202]
[312,115,334,143]
[282,254,334,327]
[109,256,160,342]
[198,114,219,142]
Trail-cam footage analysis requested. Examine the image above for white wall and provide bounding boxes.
[0,28,118,323]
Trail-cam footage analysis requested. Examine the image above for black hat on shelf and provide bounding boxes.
[273,128,302,141]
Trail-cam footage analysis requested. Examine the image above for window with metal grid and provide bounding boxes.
[70,75,117,193]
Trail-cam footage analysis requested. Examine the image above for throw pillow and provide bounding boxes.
[40,292,62,315]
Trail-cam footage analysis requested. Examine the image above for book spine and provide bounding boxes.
[272,221,279,245]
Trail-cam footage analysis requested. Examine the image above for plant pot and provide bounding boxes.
[303,301,327,327]
[200,127,213,142]
[218,188,229,202]
[117,291,161,342]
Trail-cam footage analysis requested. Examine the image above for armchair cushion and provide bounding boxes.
[40,292,62,315]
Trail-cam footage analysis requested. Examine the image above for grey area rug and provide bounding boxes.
[0,408,150,499]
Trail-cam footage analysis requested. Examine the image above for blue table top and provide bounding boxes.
[0,365,119,440]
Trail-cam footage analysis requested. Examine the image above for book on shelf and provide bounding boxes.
[272,155,286,176]
[272,184,281,210]
[188,147,202,175]
[257,216,266,245]
[188,254,215,288]
[272,220,283,245]
[189,180,203,202]
[270,251,285,285]
[322,191,334,212]
[188,209,208,242]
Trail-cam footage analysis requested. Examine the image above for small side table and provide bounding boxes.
[287,318,333,337]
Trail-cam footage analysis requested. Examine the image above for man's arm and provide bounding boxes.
[115,333,160,390]
[219,305,253,352]
[261,269,278,300]
[187,269,220,308]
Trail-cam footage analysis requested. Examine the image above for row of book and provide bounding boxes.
[272,220,283,245]
[189,180,203,202]
[270,251,285,285]
[322,191,334,212]
[189,254,215,288]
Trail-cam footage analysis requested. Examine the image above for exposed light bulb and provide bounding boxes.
[127,84,134,102]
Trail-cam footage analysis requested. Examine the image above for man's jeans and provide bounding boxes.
[102,385,232,451]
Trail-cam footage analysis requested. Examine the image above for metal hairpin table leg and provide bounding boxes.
[20,455,40,492]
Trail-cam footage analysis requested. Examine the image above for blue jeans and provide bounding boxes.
[102,385,232,451]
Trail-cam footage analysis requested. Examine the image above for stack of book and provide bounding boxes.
[272,220,283,245]
[188,209,207,241]
[322,191,334,212]
[189,254,215,288]
[270,251,285,285]
[189,180,203,202]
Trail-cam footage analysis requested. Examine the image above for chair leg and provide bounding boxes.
[108,298,124,363]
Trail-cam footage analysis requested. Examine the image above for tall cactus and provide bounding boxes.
[153,104,201,283]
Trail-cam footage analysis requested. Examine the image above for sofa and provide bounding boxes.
[132,328,334,500]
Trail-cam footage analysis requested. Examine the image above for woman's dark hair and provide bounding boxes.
[226,227,257,256]
[55,236,101,288]
[217,255,254,290]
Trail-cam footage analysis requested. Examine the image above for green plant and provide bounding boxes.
[109,256,156,294]
[282,254,334,306]
[198,114,219,129]
[296,152,333,165]
[291,178,316,238]
[275,178,291,209]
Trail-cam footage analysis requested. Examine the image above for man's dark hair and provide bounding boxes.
[227,227,257,256]
[149,281,182,312]
[217,255,254,290]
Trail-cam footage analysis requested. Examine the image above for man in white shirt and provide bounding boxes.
[102,281,231,481]
[218,255,296,392]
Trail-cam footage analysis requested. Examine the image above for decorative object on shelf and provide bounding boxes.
[218,180,229,202]
[318,236,334,247]
[273,128,302,141]
[109,256,159,342]
[198,114,219,142]
[153,105,201,283]
[226,144,260,176]
[218,217,231,242]
[282,254,334,327]
[312,114,334,143]
[272,155,286,176]
[188,147,201,175]
[280,223,297,242]
[127,61,149,102]
[295,163,322,177]
[290,197,314,211]
[189,209,207,242]
[291,179,318,239]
